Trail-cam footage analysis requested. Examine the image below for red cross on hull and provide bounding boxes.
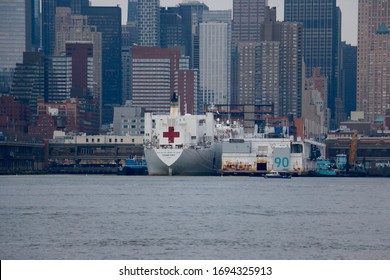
[163,126,180,143]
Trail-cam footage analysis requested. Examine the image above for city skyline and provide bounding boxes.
[91,0,358,45]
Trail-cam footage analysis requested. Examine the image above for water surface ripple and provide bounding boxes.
[0,175,389,259]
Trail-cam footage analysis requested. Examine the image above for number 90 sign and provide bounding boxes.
[274,157,289,168]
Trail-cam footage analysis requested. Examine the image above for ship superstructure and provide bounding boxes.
[220,132,325,176]
[144,94,222,175]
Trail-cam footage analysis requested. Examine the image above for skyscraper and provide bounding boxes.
[232,0,267,47]
[231,0,266,105]
[200,11,232,111]
[237,8,303,119]
[0,0,40,72]
[167,2,209,69]
[57,0,89,13]
[131,46,180,114]
[357,0,390,122]
[340,42,357,119]
[30,0,41,51]
[55,11,103,124]
[237,41,260,105]
[0,0,40,95]
[10,52,45,111]
[160,8,185,53]
[46,55,72,103]
[284,0,341,127]
[278,22,304,118]
[42,0,57,55]
[128,0,138,24]
[126,0,138,46]
[42,0,89,56]
[305,68,330,133]
[122,27,132,104]
[65,42,94,96]
[137,0,160,47]
[83,6,122,124]
[255,41,280,115]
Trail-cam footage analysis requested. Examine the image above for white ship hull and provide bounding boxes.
[145,144,222,176]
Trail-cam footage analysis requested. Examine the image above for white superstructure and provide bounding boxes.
[221,135,325,175]
[144,94,222,175]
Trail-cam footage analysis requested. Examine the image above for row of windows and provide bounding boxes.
[85,138,135,143]
[123,125,144,129]
[122,119,144,123]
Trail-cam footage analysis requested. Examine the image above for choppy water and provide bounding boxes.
[0,175,390,259]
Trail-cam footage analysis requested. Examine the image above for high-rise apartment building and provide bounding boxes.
[200,11,232,112]
[178,69,197,115]
[138,0,160,47]
[357,0,390,122]
[46,55,72,103]
[237,8,303,119]
[178,56,197,114]
[131,46,180,114]
[231,0,266,105]
[278,22,303,118]
[65,42,95,96]
[236,7,276,106]
[237,42,259,105]
[255,41,280,115]
[284,0,341,127]
[83,6,122,124]
[232,0,267,47]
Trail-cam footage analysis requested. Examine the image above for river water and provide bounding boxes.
[0,175,389,260]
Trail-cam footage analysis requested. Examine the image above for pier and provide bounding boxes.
[0,136,144,174]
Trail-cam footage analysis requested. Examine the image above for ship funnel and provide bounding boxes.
[170,92,180,119]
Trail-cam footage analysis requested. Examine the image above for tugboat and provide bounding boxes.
[310,158,338,176]
[118,157,148,175]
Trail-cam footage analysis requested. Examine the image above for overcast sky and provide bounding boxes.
[91,0,358,45]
